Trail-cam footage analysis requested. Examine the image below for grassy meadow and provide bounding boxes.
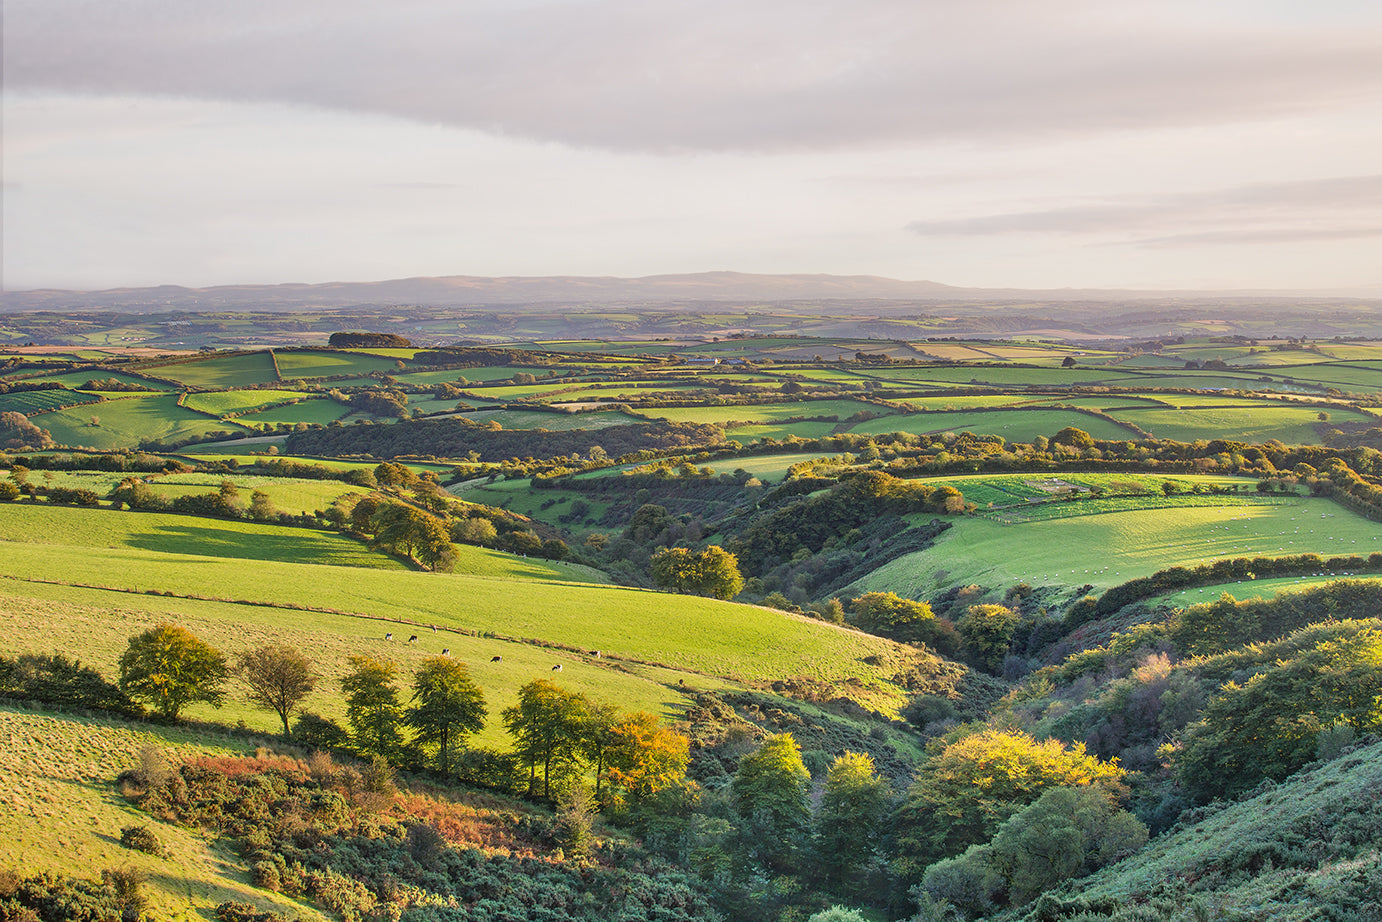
[850,496,1382,600]
[33,395,240,450]
[0,503,927,728]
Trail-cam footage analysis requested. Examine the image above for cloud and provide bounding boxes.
[7,0,1382,152]
[907,175,1382,246]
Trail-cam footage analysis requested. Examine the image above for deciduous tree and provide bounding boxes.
[502,679,590,799]
[238,644,317,737]
[732,732,812,872]
[815,752,889,892]
[118,623,228,720]
[894,729,1125,884]
[650,545,744,600]
[341,654,405,761]
[406,657,487,773]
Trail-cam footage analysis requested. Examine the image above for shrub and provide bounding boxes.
[119,825,165,858]
[215,901,290,922]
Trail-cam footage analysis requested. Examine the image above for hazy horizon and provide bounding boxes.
[5,1,1381,292]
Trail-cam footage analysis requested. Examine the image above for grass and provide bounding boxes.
[23,370,174,391]
[34,395,239,451]
[633,399,886,425]
[724,420,845,441]
[181,389,308,416]
[1160,574,1382,607]
[1062,738,1382,919]
[914,473,1250,509]
[0,706,324,921]
[0,389,100,414]
[845,408,1139,441]
[0,505,929,716]
[0,503,406,569]
[848,497,1382,598]
[273,350,402,379]
[0,584,718,743]
[235,397,355,426]
[462,408,644,430]
[140,353,280,388]
[1105,405,1366,443]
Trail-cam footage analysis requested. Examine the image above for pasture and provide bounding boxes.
[181,389,308,417]
[0,505,928,717]
[0,388,99,415]
[31,395,238,451]
[849,498,1382,599]
[274,349,402,379]
[1104,404,1362,443]
[235,396,355,426]
[139,352,280,388]
[1159,574,1382,608]
[31,369,172,391]
[846,407,1138,441]
[635,399,886,425]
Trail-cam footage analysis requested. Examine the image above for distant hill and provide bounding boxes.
[6,271,1379,313]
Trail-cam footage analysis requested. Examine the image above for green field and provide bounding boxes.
[0,505,925,720]
[181,389,308,416]
[0,388,100,415]
[462,408,644,430]
[392,366,559,386]
[34,395,239,450]
[634,399,886,425]
[723,419,844,440]
[914,472,1251,509]
[0,503,404,569]
[140,352,280,388]
[1105,404,1363,443]
[28,370,173,391]
[236,397,356,427]
[274,350,402,379]
[1160,574,1381,607]
[849,498,1382,599]
[846,407,1139,441]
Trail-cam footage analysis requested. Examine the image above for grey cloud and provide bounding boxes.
[907,175,1382,245]
[6,0,1382,152]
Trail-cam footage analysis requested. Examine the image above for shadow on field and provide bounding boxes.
[127,524,340,564]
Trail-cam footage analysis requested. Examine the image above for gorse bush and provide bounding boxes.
[118,825,164,858]
[130,756,721,922]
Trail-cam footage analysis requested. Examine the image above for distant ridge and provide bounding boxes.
[3,271,1379,312]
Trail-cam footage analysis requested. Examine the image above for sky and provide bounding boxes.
[4,0,1382,293]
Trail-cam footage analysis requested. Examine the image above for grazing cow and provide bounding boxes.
[430,625,436,632]
[490,655,503,663]
[551,664,563,672]
[441,648,450,656]
[385,632,393,641]
[590,650,601,658]
[408,635,418,643]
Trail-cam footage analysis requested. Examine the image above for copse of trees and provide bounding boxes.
[1175,623,1382,802]
[649,545,744,599]
[327,331,413,348]
[730,470,965,576]
[892,729,1126,886]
